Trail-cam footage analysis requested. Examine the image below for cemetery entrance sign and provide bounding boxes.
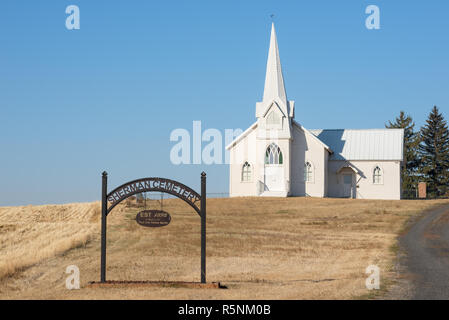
[100,171,207,283]
[136,210,171,227]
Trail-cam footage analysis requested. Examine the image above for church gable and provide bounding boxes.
[264,101,286,118]
[264,102,285,130]
[292,121,332,154]
[225,122,257,151]
[266,110,281,125]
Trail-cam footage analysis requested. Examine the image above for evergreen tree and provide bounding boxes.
[418,106,449,197]
[386,111,420,197]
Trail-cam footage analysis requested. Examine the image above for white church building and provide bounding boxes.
[226,24,404,200]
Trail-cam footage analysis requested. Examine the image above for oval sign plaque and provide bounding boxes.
[136,210,171,227]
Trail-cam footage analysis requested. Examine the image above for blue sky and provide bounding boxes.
[0,1,448,206]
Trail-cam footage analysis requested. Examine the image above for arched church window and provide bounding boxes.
[373,166,382,184]
[242,162,252,182]
[266,111,281,125]
[265,143,283,165]
[304,162,313,182]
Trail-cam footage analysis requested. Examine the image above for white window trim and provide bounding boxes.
[241,161,253,183]
[304,160,315,184]
[372,164,384,185]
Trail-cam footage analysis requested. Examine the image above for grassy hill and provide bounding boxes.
[1,197,448,299]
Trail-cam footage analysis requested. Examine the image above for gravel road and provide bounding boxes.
[395,204,449,299]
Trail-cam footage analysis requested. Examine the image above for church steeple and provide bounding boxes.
[262,23,287,106]
[256,23,294,121]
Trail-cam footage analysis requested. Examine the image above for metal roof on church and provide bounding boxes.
[309,128,404,161]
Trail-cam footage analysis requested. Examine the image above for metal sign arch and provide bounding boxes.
[100,171,207,284]
[106,177,202,216]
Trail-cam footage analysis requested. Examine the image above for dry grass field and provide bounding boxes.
[1,197,448,299]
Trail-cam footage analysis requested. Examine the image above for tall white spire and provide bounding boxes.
[262,23,287,106]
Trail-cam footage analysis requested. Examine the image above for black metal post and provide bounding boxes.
[200,172,206,283]
[101,171,108,283]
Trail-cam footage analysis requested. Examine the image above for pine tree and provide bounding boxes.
[386,111,420,197]
[418,106,449,197]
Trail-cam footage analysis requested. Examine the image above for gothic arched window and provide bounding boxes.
[242,162,252,182]
[265,143,283,165]
[304,162,313,182]
[373,166,382,184]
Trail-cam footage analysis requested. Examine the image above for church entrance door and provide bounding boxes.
[263,143,285,192]
[342,173,354,198]
[264,166,284,191]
